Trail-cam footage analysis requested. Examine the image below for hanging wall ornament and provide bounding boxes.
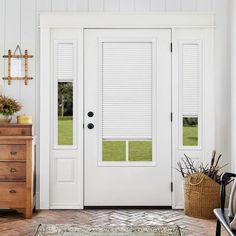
[2,45,33,85]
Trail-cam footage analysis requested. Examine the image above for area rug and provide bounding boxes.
[34,224,181,236]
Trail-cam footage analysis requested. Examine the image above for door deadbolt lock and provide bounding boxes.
[87,123,94,129]
[87,111,94,117]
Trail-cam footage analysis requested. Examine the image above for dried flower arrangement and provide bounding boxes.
[176,151,228,184]
[0,95,21,116]
[0,96,22,123]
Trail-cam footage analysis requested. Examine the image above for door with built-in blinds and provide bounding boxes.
[84,29,172,206]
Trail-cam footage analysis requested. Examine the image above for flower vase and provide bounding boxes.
[0,114,12,124]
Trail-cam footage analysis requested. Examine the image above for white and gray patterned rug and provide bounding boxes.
[34,224,181,236]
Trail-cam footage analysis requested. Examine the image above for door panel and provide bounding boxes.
[84,29,172,206]
[172,29,215,208]
[50,29,83,209]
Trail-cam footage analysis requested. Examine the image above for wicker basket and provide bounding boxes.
[183,172,220,219]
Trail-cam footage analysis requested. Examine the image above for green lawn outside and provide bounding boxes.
[103,141,126,161]
[183,126,198,146]
[58,118,198,157]
[58,118,73,145]
[128,141,152,161]
[103,140,152,162]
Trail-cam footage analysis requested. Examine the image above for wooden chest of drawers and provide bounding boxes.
[0,124,35,219]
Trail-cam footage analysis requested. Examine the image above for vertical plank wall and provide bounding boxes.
[0,0,230,207]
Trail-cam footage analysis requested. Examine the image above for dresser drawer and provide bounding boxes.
[0,145,26,160]
[0,182,25,208]
[0,126,32,136]
[0,162,26,181]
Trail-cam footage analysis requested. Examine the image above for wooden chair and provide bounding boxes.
[214,172,236,236]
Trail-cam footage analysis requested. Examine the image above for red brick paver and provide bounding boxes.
[0,209,226,236]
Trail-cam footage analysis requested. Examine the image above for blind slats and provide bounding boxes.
[57,43,74,81]
[102,42,152,139]
[182,43,201,116]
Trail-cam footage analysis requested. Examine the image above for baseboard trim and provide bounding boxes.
[84,206,172,210]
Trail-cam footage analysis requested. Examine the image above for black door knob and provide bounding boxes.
[87,111,94,117]
[87,123,94,129]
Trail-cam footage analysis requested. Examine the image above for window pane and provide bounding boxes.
[103,141,126,161]
[58,82,73,145]
[128,141,152,161]
[183,117,198,146]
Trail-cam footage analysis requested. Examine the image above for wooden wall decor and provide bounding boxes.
[2,45,33,85]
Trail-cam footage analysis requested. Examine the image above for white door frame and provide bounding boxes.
[40,13,215,209]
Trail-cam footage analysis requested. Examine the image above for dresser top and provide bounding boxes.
[0,123,32,127]
[0,136,35,140]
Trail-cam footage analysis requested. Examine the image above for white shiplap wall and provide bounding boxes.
[0,0,230,206]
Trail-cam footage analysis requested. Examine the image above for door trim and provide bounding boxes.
[40,13,215,209]
[40,13,215,29]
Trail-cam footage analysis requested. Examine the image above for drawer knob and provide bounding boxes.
[9,189,16,194]
[10,168,17,173]
[10,151,17,155]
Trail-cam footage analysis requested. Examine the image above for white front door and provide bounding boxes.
[84,29,172,206]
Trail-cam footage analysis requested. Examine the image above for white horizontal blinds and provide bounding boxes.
[57,42,74,81]
[182,42,201,116]
[102,42,152,139]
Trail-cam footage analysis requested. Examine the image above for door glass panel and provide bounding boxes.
[102,141,126,161]
[58,82,73,145]
[101,42,153,163]
[181,43,201,147]
[183,116,198,146]
[128,141,152,161]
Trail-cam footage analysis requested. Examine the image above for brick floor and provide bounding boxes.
[0,209,226,236]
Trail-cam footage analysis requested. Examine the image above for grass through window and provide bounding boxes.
[183,117,198,146]
[103,141,126,161]
[58,117,73,145]
[128,141,152,161]
[57,82,73,145]
[102,140,152,162]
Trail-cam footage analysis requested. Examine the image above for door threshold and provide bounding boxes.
[84,206,172,210]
